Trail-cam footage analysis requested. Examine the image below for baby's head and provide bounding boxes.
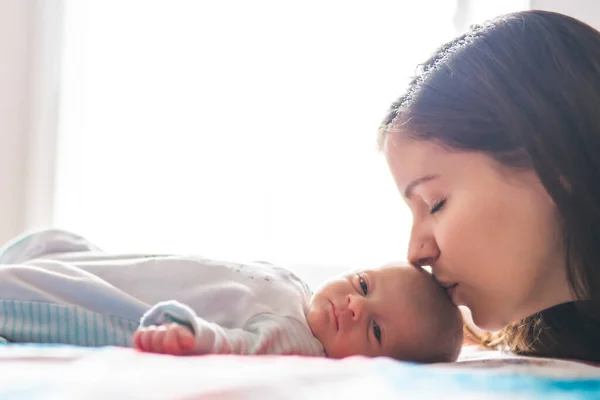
[307,263,462,363]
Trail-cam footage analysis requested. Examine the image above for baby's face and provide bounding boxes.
[307,264,461,360]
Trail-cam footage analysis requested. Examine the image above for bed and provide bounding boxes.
[1,231,599,398]
[2,344,600,399]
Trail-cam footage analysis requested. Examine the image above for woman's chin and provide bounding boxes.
[470,307,509,332]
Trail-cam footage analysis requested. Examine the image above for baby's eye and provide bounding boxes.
[359,277,368,295]
[373,322,382,344]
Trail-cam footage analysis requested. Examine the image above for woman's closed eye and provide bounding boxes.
[430,198,446,214]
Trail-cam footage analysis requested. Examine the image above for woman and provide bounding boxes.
[379,10,600,361]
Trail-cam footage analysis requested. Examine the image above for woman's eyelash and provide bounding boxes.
[359,276,368,295]
[430,199,446,214]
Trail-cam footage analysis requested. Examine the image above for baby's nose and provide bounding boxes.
[346,294,364,321]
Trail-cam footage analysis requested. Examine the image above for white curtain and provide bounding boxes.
[53,1,528,281]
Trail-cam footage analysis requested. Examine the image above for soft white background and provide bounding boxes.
[3,0,586,286]
[54,1,461,268]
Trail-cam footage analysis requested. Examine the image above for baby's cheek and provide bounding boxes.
[328,332,368,359]
[307,304,334,347]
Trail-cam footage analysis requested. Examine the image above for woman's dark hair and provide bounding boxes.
[379,10,600,361]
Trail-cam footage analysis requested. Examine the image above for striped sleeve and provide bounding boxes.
[0,300,138,347]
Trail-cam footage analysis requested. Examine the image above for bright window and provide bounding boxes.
[54,1,527,282]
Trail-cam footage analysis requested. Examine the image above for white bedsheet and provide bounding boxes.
[2,345,600,399]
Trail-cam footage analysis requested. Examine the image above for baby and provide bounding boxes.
[0,229,463,363]
[135,263,463,362]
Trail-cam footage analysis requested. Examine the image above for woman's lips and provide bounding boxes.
[435,277,458,298]
[444,283,459,301]
[435,277,457,291]
[441,282,458,290]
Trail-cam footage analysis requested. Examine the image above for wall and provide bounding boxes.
[0,0,62,244]
[0,1,34,244]
[1,0,600,246]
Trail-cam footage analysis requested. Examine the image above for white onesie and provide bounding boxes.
[0,229,325,356]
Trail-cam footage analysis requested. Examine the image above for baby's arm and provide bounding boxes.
[135,300,322,356]
[135,300,276,355]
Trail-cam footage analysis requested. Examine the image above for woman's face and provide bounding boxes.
[384,134,574,330]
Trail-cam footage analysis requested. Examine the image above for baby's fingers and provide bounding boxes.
[133,329,144,350]
[134,326,166,353]
[134,324,193,355]
[134,326,155,352]
[149,325,168,353]
[164,325,188,355]
[174,325,196,353]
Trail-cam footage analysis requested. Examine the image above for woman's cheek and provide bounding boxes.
[435,206,476,261]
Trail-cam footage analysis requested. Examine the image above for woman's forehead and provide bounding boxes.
[386,135,448,166]
[385,137,449,189]
[385,135,499,192]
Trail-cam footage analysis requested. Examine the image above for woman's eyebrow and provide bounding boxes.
[403,174,440,198]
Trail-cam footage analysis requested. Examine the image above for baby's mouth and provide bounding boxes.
[331,302,339,331]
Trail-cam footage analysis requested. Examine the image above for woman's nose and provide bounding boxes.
[407,235,440,267]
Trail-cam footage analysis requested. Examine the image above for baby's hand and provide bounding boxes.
[133,323,195,355]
